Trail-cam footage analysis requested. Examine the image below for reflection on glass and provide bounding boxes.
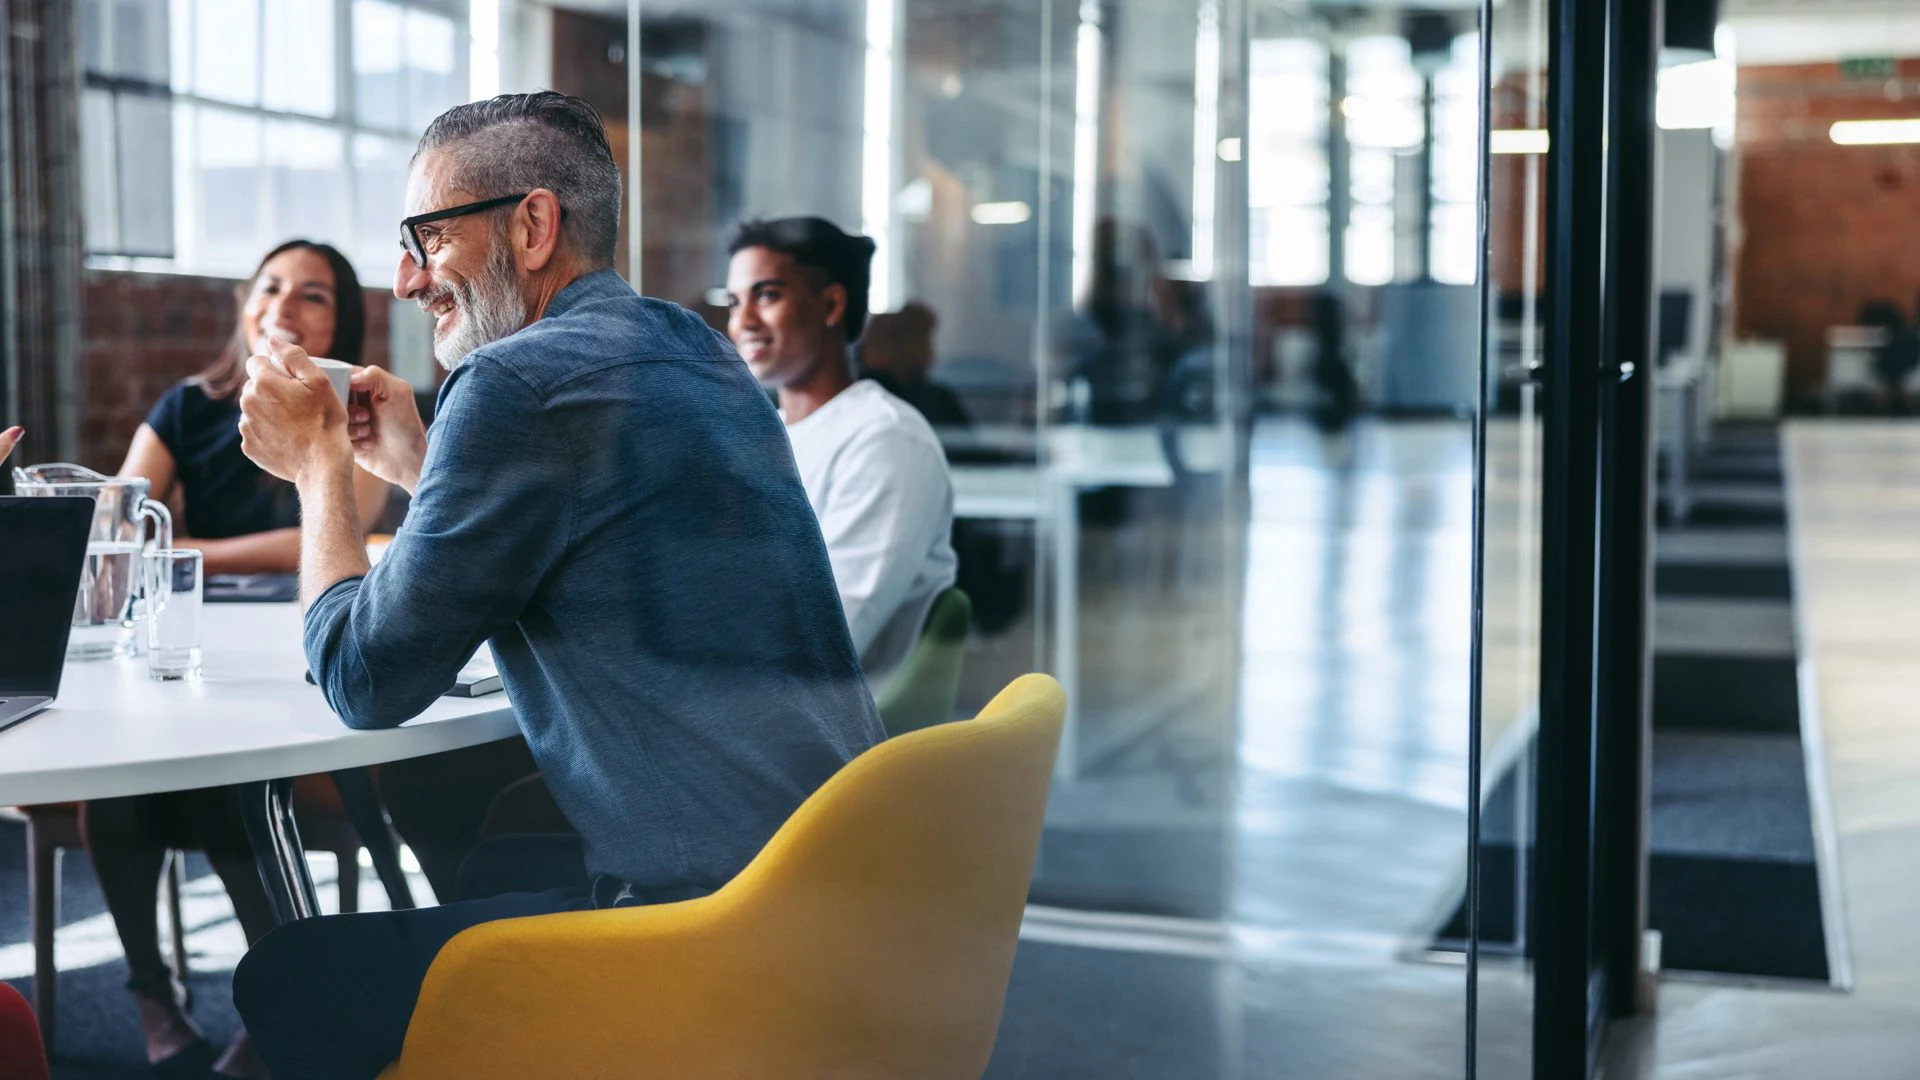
[611,0,1501,1071]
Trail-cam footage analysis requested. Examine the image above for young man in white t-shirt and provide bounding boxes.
[724,216,957,687]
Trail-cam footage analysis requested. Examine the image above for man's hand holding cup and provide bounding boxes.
[238,333,353,484]
[346,365,429,495]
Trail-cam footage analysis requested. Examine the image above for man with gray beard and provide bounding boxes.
[229,92,879,1078]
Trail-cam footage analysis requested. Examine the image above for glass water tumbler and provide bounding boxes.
[145,549,204,680]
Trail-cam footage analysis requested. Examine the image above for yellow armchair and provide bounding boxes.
[379,674,1065,1080]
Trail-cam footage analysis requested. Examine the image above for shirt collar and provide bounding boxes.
[541,268,634,321]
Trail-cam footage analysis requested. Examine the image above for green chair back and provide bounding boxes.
[875,587,971,737]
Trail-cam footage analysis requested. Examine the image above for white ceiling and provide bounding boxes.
[1723,5,1920,66]
[1725,0,1912,13]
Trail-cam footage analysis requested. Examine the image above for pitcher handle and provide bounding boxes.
[131,500,175,626]
[140,498,173,553]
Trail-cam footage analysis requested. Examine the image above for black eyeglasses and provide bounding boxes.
[398,193,530,268]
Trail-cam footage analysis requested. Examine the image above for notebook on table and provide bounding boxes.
[206,573,300,603]
[303,644,503,698]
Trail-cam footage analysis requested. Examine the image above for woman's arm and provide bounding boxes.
[120,427,388,576]
[176,529,302,575]
[118,424,180,503]
[126,422,291,571]
[122,423,300,573]
[159,471,387,576]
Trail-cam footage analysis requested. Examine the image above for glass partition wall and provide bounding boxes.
[592,0,1512,1072]
[1474,0,1550,1071]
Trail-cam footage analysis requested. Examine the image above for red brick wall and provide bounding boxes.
[1489,75,1547,296]
[76,270,391,471]
[1733,61,1920,402]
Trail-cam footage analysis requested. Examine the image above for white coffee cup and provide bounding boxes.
[308,357,352,401]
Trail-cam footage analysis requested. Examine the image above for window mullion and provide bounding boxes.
[340,0,357,126]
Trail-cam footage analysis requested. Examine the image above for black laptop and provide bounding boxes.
[0,496,94,732]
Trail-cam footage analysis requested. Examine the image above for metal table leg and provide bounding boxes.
[330,767,416,910]
[240,777,320,924]
[1051,478,1081,781]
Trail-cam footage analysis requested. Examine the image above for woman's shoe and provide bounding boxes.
[149,1036,216,1080]
[127,973,212,1080]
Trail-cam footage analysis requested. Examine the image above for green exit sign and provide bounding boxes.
[1840,56,1897,80]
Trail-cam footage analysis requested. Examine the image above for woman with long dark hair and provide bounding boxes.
[83,240,389,1079]
[118,239,389,569]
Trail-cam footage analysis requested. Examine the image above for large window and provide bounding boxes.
[1344,32,1479,286]
[1247,38,1329,286]
[81,0,466,279]
[1248,30,1477,290]
[1429,33,1480,286]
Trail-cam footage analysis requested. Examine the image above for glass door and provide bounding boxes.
[1474,0,1661,1072]
[1471,0,1550,1069]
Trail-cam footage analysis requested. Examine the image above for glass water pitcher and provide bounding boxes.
[12,463,173,659]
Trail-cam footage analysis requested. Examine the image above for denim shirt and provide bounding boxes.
[304,269,882,893]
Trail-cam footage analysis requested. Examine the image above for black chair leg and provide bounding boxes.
[27,822,59,1055]
[330,768,416,910]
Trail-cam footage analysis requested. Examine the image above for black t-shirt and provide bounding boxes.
[144,380,300,539]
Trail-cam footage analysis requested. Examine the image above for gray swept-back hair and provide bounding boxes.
[413,91,622,268]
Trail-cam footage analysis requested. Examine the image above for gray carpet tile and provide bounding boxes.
[1653,597,1797,658]
[1648,731,1817,860]
[1655,529,1790,565]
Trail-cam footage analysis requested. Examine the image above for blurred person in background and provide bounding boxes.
[857,301,971,429]
[1859,299,1920,416]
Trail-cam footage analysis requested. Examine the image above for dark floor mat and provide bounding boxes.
[1436,840,1828,981]
[1691,462,1784,485]
[1654,563,1793,599]
[1659,501,1787,527]
[1652,655,1802,733]
[1437,425,1829,982]
[1648,854,1828,981]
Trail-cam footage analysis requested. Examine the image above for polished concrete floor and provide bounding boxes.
[997,417,1520,1077]
[7,418,1916,1077]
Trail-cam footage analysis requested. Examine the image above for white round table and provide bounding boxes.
[0,603,520,921]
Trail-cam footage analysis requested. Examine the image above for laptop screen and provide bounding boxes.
[0,496,94,696]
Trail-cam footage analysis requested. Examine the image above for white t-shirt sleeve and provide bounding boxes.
[813,427,952,658]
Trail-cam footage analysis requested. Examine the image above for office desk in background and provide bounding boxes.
[949,424,1225,779]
